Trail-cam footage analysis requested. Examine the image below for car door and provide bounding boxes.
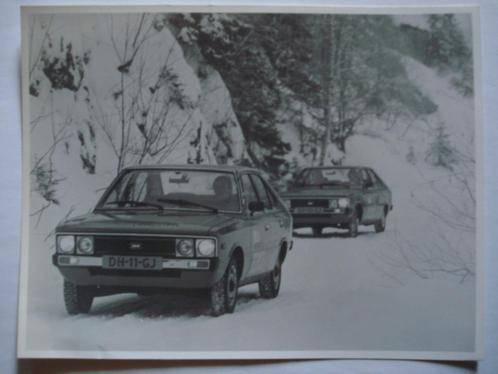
[360,168,378,222]
[261,178,288,268]
[367,169,390,218]
[249,173,280,273]
[240,173,268,277]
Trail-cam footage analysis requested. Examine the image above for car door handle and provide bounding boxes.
[265,224,270,231]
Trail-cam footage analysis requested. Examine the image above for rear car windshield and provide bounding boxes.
[296,168,362,187]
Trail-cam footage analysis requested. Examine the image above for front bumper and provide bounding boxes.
[291,209,353,229]
[52,254,222,289]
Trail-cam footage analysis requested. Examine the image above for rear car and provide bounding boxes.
[281,166,392,237]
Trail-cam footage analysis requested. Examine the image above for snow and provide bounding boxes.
[21,12,476,356]
[24,230,474,353]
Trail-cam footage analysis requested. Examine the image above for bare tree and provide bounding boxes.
[84,14,201,173]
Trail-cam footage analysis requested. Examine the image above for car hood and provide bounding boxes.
[56,210,240,236]
[281,186,357,198]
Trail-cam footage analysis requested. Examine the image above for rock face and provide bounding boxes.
[28,13,249,224]
[175,27,247,165]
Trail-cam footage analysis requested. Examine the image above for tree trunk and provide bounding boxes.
[319,15,333,166]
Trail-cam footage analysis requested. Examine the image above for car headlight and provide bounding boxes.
[76,236,94,255]
[57,235,75,254]
[338,198,350,208]
[176,238,194,257]
[329,199,338,208]
[196,239,216,257]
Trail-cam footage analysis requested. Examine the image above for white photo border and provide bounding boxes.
[17,4,484,361]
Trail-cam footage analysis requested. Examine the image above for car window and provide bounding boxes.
[296,168,359,186]
[367,170,384,188]
[263,181,282,210]
[361,169,374,187]
[241,174,259,205]
[100,170,240,212]
[250,174,272,209]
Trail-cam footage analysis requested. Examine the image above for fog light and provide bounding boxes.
[196,239,216,257]
[176,238,194,257]
[76,236,94,255]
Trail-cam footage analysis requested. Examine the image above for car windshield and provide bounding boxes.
[296,168,361,187]
[98,169,240,212]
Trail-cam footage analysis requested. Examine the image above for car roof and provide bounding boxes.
[122,164,260,174]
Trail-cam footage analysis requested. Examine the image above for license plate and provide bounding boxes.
[294,207,324,213]
[102,256,162,270]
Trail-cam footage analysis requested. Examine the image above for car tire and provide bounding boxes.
[348,213,359,238]
[259,260,282,299]
[210,257,239,317]
[63,280,94,315]
[375,212,387,233]
[311,226,323,236]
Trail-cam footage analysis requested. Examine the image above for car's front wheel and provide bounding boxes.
[348,213,359,238]
[259,260,282,299]
[63,280,94,315]
[210,257,239,316]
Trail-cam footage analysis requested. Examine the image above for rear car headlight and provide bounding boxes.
[57,235,75,254]
[196,239,216,257]
[176,238,194,257]
[76,236,94,255]
[329,199,338,208]
[338,198,350,208]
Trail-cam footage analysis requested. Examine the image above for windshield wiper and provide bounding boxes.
[157,197,219,213]
[103,200,164,210]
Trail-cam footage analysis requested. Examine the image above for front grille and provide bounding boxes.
[291,199,329,209]
[94,236,176,257]
[89,268,181,278]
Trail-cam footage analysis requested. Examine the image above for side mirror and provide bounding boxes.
[248,201,264,214]
[364,180,374,189]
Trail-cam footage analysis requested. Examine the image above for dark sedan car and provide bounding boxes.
[281,166,392,237]
[53,165,292,316]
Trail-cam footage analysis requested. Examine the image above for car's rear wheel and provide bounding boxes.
[259,260,282,299]
[63,280,94,315]
[311,226,323,236]
[348,213,359,238]
[210,257,239,316]
[375,212,387,233]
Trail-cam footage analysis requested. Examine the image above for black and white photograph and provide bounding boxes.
[18,5,482,359]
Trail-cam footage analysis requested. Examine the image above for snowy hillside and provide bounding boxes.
[23,11,477,355]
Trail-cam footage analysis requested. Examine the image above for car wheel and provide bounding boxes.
[210,257,239,316]
[348,213,359,238]
[63,280,94,315]
[375,212,387,233]
[311,226,323,236]
[259,260,282,299]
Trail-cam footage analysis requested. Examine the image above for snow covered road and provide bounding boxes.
[24,225,475,355]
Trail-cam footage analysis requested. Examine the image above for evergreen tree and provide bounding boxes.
[396,14,473,96]
[425,121,458,170]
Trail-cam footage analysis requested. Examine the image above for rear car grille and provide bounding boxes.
[291,199,329,209]
[94,236,176,257]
